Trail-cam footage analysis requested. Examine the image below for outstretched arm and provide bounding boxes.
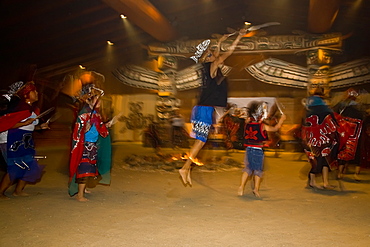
[216,28,246,65]
[209,29,246,78]
[213,34,228,58]
[12,118,36,129]
[264,114,286,132]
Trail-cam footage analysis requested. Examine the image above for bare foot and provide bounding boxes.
[12,191,29,197]
[76,196,89,202]
[308,181,324,190]
[179,169,188,185]
[237,186,244,196]
[0,194,10,200]
[308,184,324,190]
[187,171,192,186]
[84,189,91,194]
[252,190,261,198]
[323,184,336,190]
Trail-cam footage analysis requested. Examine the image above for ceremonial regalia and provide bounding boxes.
[332,92,364,163]
[301,96,341,173]
[68,103,111,196]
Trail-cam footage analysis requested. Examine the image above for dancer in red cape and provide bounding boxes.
[68,84,111,202]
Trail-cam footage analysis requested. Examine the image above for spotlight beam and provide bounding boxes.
[103,0,178,42]
[308,0,340,33]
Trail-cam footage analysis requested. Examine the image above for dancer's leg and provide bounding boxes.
[13,180,28,196]
[252,175,261,198]
[337,164,344,179]
[309,173,319,188]
[76,183,88,202]
[237,172,249,196]
[322,166,335,189]
[354,165,361,181]
[0,173,11,199]
[179,139,205,185]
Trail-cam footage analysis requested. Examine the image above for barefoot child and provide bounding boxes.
[238,101,286,197]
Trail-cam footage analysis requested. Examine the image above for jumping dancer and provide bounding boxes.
[179,28,247,185]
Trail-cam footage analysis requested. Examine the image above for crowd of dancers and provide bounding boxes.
[302,88,369,190]
[1,27,369,202]
[0,80,113,201]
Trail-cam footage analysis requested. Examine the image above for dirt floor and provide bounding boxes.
[1,138,370,247]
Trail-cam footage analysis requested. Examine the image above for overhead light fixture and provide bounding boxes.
[244,21,251,26]
[79,65,86,69]
[107,41,114,46]
[120,14,127,19]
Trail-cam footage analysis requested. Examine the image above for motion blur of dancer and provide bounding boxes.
[170,109,188,149]
[0,93,20,165]
[222,106,245,150]
[237,101,286,197]
[0,81,49,199]
[301,90,340,189]
[179,28,247,186]
[360,111,370,169]
[333,88,364,181]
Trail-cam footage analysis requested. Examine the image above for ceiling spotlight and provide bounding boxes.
[79,65,86,69]
[120,14,127,19]
[107,41,114,46]
[244,21,251,26]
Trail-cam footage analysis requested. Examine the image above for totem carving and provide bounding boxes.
[113,31,370,97]
[306,48,333,96]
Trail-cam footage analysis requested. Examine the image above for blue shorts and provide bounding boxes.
[243,146,264,177]
[190,105,214,142]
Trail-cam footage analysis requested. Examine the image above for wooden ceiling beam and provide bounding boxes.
[102,0,178,42]
[308,0,340,33]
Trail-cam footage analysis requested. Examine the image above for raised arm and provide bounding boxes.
[212,35,227,58]
[209,29,246,77]
[264,114,286,132]
[11,118,36,129]
[216,28,246,65]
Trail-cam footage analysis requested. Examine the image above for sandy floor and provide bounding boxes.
[1,140,370,247]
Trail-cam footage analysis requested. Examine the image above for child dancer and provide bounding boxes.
[238,101,286,197]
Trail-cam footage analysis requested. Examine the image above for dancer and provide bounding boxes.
[301,90,339,189]
[222,105,245,150]
[170,109,189,149]
[360,109,370,169]
[143,119,163,155]
[0,93,19,166]
[333,88,364,181]
[68,84,112,202]
[0,81,49,199]
[179,28,247,185]
[237,101,286,197]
